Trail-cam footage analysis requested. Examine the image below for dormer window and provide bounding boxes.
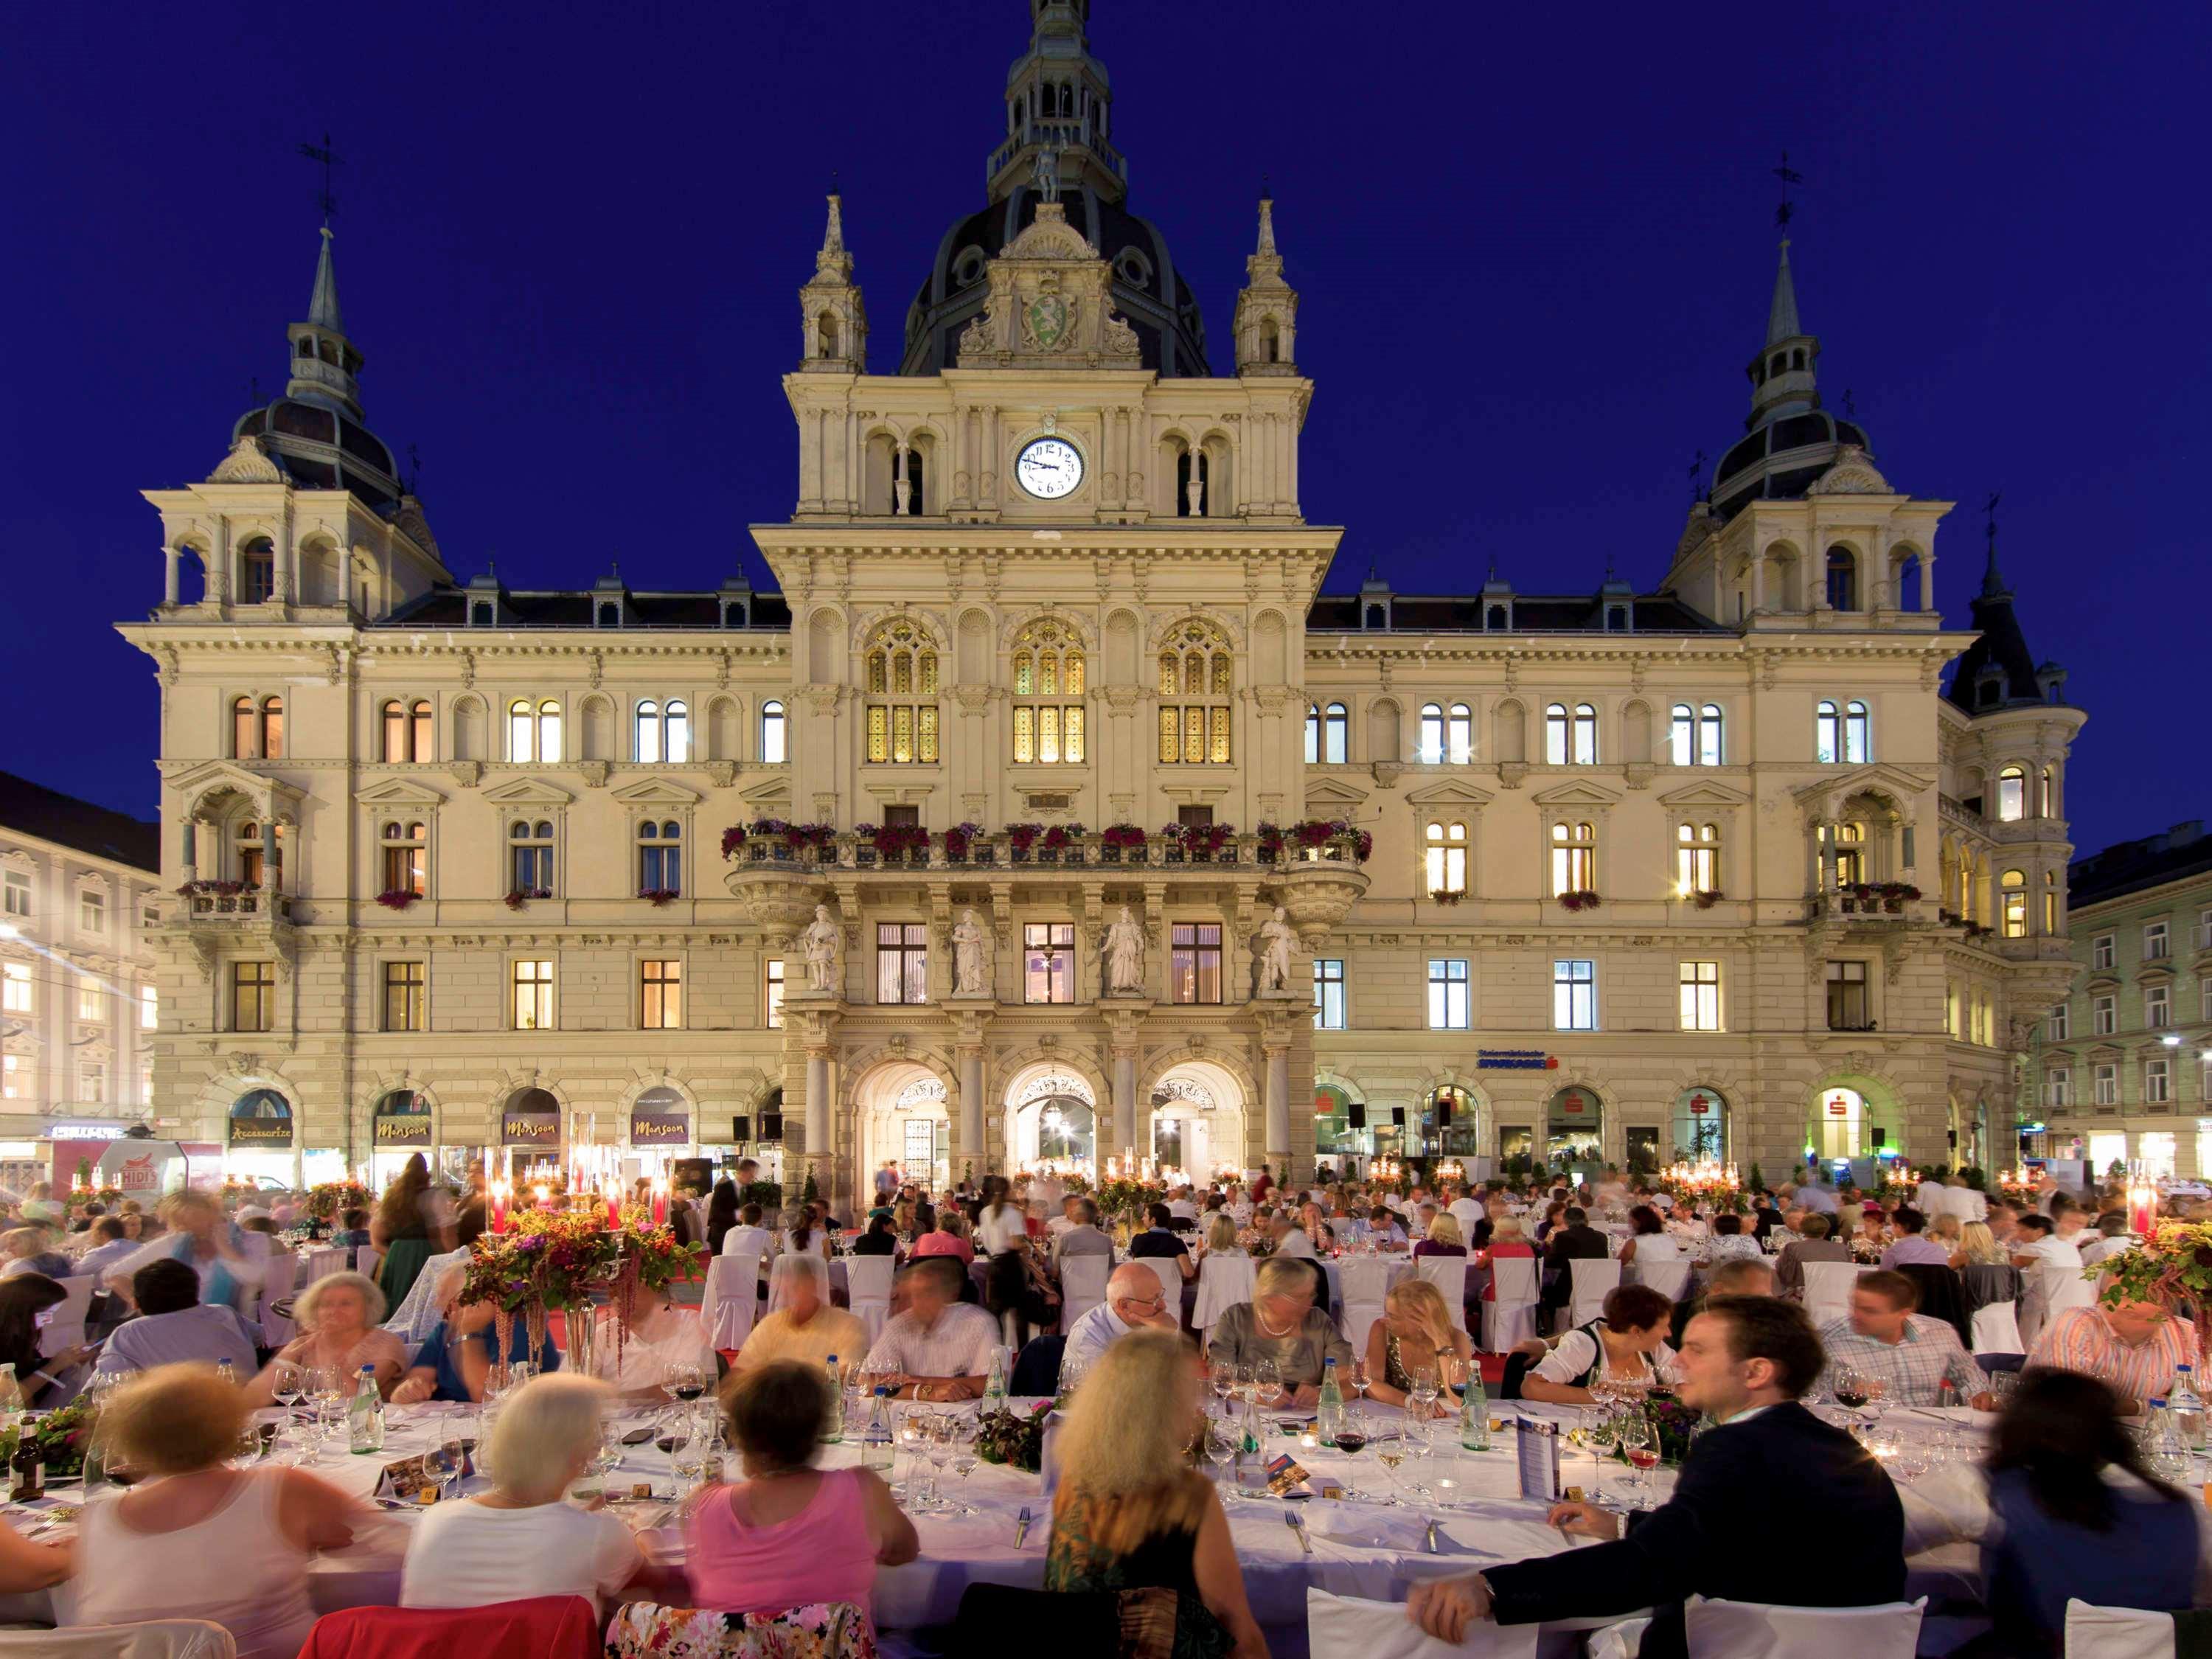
[1486,604,1509,630]
[597,601,621,627]
[722,598,748,628]
[1606,605,1629,632]
[470,602,495,627]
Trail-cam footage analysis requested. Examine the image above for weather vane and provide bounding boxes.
[1773,150,1804,230]
[298,133,341,223]
[1983,491,2001,551]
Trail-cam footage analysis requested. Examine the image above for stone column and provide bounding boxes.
[164,546,180,606]
[805,1045,833,1193]
[959,1043,984,1170]
[1919,554,1936,613]
[260,820,279,893]
[180,818,198,876]
[1113,1046,1138,1159]
[1265,1040,1291,1174]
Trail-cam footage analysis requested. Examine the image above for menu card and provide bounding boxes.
[1514,1416,1562,1503]
[1264,1452,1312,1498]
[374,1453,445,1502]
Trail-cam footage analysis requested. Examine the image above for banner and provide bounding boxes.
[630,1108,691,1147]
[228,1117,293,1147]
[374,1114,432,1147]
[502,1107,560,1147]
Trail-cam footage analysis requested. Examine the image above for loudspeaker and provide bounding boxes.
[1872,1127,1887,1149]
[1391,1106,1405,1127]
[1436,1096,1454,1126]
[731,1116,751,1143]
[1348,1102,1367,1130]
[760,1111,785,1142]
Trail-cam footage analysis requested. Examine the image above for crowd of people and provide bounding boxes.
[0,1152,2199,1656]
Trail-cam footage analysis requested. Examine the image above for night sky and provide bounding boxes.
[4,1,2205,860]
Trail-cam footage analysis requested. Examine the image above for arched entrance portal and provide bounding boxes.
[1147,1060,1247,1183]
[1815,1085,1866,1161]
[1004,1066,1100,1178]
[1545,1087,1602,1166]
[1672,1087,1728,1163]
[856,1065,952,1196]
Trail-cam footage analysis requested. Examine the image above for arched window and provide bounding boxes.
[1321,703,1348,764]
[637,820,682,894]
[1425,821,1468,896]
[1175,448,1208,517]
[1156,618,1233,765]
[632,698,691,764]
[1544,703,1597,765]
[1675,821,1721,894]
[1009,618,1086,764]
[761,700,787,763]
[509,698,563,763]
[1995,766,2025,822]
[1815,698,1871,765]
[1825,546,1858,610]
[1419,703,1444,764]
[509,819,554,894]
[863,619,941,764]
[1550,821,1596,894]
[239,537,276,604]
[1894,553,1921,611]
[232,695,285,760]
[380,698,435,762]
[634,700,660,762]
[380,820,426,895]
[1304,705,1321,764]
[1422,703,1470,764]
[1998,869,2027,937]
[1669,703,1722,766]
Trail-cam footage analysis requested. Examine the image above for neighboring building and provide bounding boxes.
[2032,822,2212,1178]
[0,771,165,1186]
[116,1,2084,1210]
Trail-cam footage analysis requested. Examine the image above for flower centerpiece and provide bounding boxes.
[305,1180,372,1222]
[1626,1395,1703,1466]
[975,1400,1051,1472]
[460,1212,703,1382]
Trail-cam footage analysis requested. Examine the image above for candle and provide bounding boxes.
[490,1179,510,1233]
[653,1179,670,1228]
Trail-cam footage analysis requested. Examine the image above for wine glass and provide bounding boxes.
[897,1410,934,1510]
[949,1414,979,1489]
[1254,1358,1283,1410]
[1333,1402,1370,1499]
[671,1409,706,1487]
[1832,1364,1873,1417]
[1617,1412,1658,1509]
[1406,1363,1440,1423]
[669,1363,706,1405]
[924,1413,958,1510]
[427,1436,462,1500]
[1209,1359,1237,1408]
[1345,1356,1371,1408]
[1401,1411,1434,1498]
[1204,1409,1241,1503]
[270,1360,305,1421]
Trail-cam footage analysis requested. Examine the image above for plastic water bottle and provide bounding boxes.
[1316,1357,1343,1448]
[348,1363,385,1455]
[984,1345,1008,1403]
[2172,1367,2206,1450]
[821,1357,845,1443]
[860,1387,895,1475]
[2146,1398,2189,1481]
[1460,1363,1492,1452]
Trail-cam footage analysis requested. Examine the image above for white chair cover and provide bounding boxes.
[1137,1256,1183,1318]
[1970,1299,2024,1357]
[1683,1595,1924,1658]
[1307,1587,1539,1659]
[1570,1258,1623,1326]
[254,1251,301,1346]
[1060,1255,1110,1332]
[379,1247,468,1345]
[1193,1254,1256,1338]
[0,1620,237,1659]
[1338,1256,1392,1354]
[1634,1260,1692,1304]
[299,1246,349,1287]
[1416,1256,1470,1333]
[1482,1256,1540,1352]
[703,1253,761,1352]
[1802,1261,1867,1328]
[353,1244,383,1281]
[45,1273,97,1354]
[2062,1599,2178,1659]
[1586,1617,1652,1658]
[846,1253,896,1346]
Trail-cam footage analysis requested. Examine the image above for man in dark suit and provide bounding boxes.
[1409,1296,1903,1659]
[1538,1206,1610,1330]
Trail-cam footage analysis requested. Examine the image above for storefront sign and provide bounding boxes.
[374,1114,432,1147]
[45,1123,128,1140]
[1478,1050,1559,1071]
[228,1117,293,1147]
[1827,1095,1851,1117]
[502,1108,561,1147]
[630,1110,690,1146]
[1688,1096,1711,1116]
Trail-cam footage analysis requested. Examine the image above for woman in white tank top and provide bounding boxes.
[66,1363,374,1659]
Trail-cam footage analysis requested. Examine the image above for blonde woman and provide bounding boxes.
[1044,1329,1265,1659]
[1201,1212,1244,1259]
[1363,1278,1473,1416]
[1414,1212,1467,1259]
[1958,1220,2008,1266]
[244,1270,408,1404]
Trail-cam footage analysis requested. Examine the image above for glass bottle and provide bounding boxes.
[821,1356,845,1443]
[861,1386,896,1475]
[1316,1358,1343,1449]
[1460,1362,1492,1452]
[2171,1366,2205,1451]
[348,1363,385,1455]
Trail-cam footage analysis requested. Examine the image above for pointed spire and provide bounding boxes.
[818,192,849,271]
[1234,188,1298,375]
[1980,492,2009,598]
[307,225,344,334]
[798,191,866,372]
[1765,237,1800,347]
[1256,186,1278,259]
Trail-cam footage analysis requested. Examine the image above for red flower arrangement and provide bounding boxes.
[942,821,987,859]
[1282,818,1374,861]
[1041,821,1085,850]
[375,889,422,910]
[1004,823,1044,852]
[639,888,679,906]
[858,822,931,857]
[1100,824,1150,849]
[1556,890,1602,912]
[504,888,550,910]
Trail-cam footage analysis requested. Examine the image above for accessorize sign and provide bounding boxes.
[502,1107,560,1146]
[228,1117,293,1147]
[374,1113,432,1146]
[630,1109,690,1146]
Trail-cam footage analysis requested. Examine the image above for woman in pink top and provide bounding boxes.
[908,1211,975,1265]
[686,1360,917,1624]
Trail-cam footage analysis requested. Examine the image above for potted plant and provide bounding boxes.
[942,821,987,863]
[1004,822,1044,861]
[638,888,679,906]
[1100,823,1149,863]
[1691,889,1724,910]
[1557,890,1601,913]
[504,887,551,910]
[1430,888,1464,905]
[1038,822,1084,862]
[375,888,422,911]
[1254,822,1285,863]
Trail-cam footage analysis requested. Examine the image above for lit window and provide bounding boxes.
[231,961,275,1033]
[0,1055,16,1099]
[1679,961,1721,1032]
[1170,923,1224,1004]
[1427,959,1470,1029]
[79,890,105,933]
[765,959,785,1029]
[1156,619,1234,765]
[77,982,104,1023]
[634,698,690,764]
[1550,821,1596,894]
[508,699,562,763]
[1011,619,1087,764]
[1023,923,1075,1004]
[1669,703,1723,766]
[78,1058,105,1102]
[1815,699,1870,765]
[382,699,434,762]
[637,821,682,894]
[380,821,428,896]
[512,960,554,1030]
[1544,703,1597,765]
[509,820,555,893]
[863,619,941,764]
[1995,767,2025,822]
[383,961,425,1032]
[140,984,157,1030]
[761,701,787,763]
[1313,959,1346,1029]
[1,872,25,918]
[1425,822,1468,896]
[876,924,928,1004]
[1552,959,1597,1031]
[641,959,684,1029]
[1,963,29,1013]
[232,695,285,759]
[2000,869,2026,939]
[1674,822,1721,894]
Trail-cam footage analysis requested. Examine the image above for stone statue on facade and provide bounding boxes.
[952,907,991,996]
[800,903,842,993]
[1256,906,1295,995]
[1034,145,1061,204]
[1104,905,1146,995]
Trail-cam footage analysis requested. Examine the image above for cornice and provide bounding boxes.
[1302,633,1974,666]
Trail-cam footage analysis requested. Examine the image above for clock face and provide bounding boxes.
[1015,437,1085,500]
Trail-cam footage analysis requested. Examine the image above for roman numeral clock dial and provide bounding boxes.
[1015,437,1084,500]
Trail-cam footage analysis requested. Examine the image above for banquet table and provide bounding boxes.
[0,1397,2028,1658]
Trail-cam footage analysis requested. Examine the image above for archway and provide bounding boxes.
[1003,1064,1099,1178]
[500,1086,563,1178]
[1146,1060,1246,1183]
[1544,1086,1602,1166]
[226,1087,296,1187]
[855,1066,953,1196]
[1671,1086,1728,1164]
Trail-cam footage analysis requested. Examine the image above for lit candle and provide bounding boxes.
[490,1179,510,1233]
[653,1178,669,1228]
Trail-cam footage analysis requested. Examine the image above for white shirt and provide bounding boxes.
[401,1498,639,1613]
[1168,1199,1199,1221]
[1062,1302,1136,1374]
[2079,1234,2135,1267]
[1624,1233,1683,1264]
[720,1225,776,1260]
[592,1303,717,1394]
[975,1204,1028,1257]
[1533,1326,1681,1389]
[2024,1232,2087,1270]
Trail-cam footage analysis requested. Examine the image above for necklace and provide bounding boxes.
[1254,1305,1295,1338]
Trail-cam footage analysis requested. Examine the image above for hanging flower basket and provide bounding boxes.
[639,888,679,906]
[1557,890,1601,913]
[375,889,422,911]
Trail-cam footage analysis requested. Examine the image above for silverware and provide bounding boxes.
[1014,1505,1032,1548]
[1284,1510,1312,1556]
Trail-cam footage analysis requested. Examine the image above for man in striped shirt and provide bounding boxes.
[2028,1298,2198,1413]
[1815,1270,1994,1410]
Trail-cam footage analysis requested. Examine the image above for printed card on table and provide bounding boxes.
[374,1453,442,1502]
[1514,1416,1562,1503]
[1264,1453,1312,1498]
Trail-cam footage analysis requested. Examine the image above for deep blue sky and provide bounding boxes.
[4,1,2204,859]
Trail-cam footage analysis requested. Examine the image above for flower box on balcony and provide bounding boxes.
[504,888,551,911]
[639,888,679,907]
[375,889,422,911]
[1556,890,1601,913]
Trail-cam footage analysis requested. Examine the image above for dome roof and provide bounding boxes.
[901,181,1208,378]
[231,397,403,511]
[1709,407,1872,524]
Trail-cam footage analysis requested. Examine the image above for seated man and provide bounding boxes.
[1363,1206,1409,1252]
[1539,1205,1610,1320]
[1773,1211,1847,1298]
[95,1259,259,1378]
[860,1256,1001,1402]
[71,1217,139,1285]
[1409,1296,1905,1658]
[1064,1262,1183,1374]
[1051,1199,1115,1273]
[1204,1256,1352,1408]
[1816,1269,1993,1409]
[2028,1295,2197,1414]
[331,1207,372,1251]
[720,1202,777,1262]
[1127,1203,1196,1281]
[736,1253,869,1374]
[1877,1206,1952,1269]
[1268,1211,1318,1259]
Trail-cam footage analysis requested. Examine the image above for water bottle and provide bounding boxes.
[2146,1398,2189,1482]
[821,1357,845,1443]
[1316,1357,1343,1448]
[860,1387,895,1475]
[984,1345,1008,1404]
[2172,1367,2206,1450]
[348,1363,385,1455]
[1460,1363,1492,1452]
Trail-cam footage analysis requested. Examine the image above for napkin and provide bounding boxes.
[1306,1501,1432,1550]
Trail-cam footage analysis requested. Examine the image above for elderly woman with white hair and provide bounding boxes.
[243,1270,408,1402]
[400,1373,647,1613]
[734,1252,869,1373]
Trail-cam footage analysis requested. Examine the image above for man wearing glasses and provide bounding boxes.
[1063,1262,1183,1373]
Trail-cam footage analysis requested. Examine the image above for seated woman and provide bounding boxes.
[66,1363,373,1659]
[848,1214,902,1257]
[588,1278,717,1402]
[783,1206,834,1262]
[1362,1279,1473,1417]
[737,1253,870,1374]
[0,1275,91,1406]
[1046,1329,1266,1659]
[401,1373,647,1613]
[244,1271,407,1404]
[909,1210,975,1263]
[1520,1284,1679,1405]
[1203,1258,1352,1409]
[1476,1214,1537,1304]
[390,1265,560,1403]
[1414,1213,1467,1259]
[1614,1205,1678,1269]
[1703,1211,1765,1262]
[686,1360,917,1627]
[1198,1214,1245,1260]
